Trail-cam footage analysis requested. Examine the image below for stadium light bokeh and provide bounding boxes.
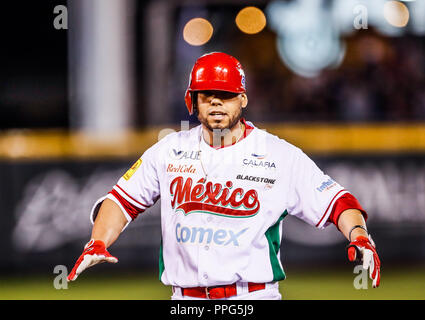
[383,1,410,28]
[266,0,345,78]
[183,17,213,46]
[265,0,420,78]
[235,6,267,35]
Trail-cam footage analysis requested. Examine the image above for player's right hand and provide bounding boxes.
[346,235,381,288]
[67,239,118,282]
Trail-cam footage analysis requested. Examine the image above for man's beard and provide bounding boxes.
[198,107,243,133]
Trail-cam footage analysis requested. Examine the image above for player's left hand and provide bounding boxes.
[346,235,381,288]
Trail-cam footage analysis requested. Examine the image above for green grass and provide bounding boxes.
[281,265,425,300]
[0,265,424,300]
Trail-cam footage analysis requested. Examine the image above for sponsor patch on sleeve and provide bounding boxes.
[316,178,337,192]
[123,158,142,180]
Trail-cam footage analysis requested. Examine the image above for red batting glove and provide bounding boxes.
[67,239,118,282]
[347,235,381,288]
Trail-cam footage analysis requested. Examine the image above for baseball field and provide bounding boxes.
[1,265,423,300]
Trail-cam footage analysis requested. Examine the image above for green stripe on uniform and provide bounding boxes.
[265,210,288,281]
[158,238,164,281]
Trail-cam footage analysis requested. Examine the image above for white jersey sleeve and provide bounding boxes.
[286,148,348,229]
[90,143,161,228]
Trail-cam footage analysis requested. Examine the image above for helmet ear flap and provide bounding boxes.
[185,90,193,115]
[185,91,199,115]
[192,92,198,115]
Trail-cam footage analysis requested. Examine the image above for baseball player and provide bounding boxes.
[67,52,381,300]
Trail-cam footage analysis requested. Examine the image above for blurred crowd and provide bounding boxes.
[238,31,425,123]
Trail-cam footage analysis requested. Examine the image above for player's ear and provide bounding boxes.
[240,93,248,109]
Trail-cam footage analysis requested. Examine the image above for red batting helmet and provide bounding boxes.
[184,52,246,115]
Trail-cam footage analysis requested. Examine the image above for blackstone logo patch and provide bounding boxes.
[236,174,275,184]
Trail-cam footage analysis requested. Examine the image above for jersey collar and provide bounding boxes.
[204,118,254,150]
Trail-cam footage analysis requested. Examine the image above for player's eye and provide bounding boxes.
[199,90,238,100]
[198,90,215,98]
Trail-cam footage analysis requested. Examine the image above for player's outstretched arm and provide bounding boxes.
[337,209,381,288]
[67,198,128,281]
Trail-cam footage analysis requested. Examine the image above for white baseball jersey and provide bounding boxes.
[91,120,348,288]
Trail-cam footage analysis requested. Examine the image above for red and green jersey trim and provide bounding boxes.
[265,210,288,282]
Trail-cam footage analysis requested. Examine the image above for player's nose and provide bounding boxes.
[210,97,223,106]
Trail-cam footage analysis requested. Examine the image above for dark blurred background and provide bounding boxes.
[0,0,424,299]
[2,0,425,129]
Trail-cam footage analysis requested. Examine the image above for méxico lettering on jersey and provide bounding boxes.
[170,176,260,218]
